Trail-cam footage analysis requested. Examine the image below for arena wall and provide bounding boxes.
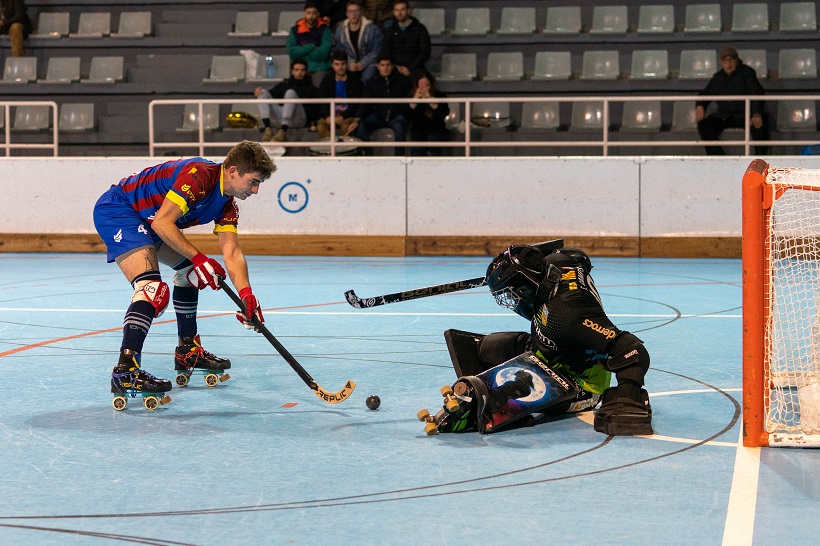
[2,155,819,257]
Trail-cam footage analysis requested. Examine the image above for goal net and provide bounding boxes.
[743,159,820,447]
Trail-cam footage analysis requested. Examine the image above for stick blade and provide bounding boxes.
[313,380,356,404]
[344,290,367,308]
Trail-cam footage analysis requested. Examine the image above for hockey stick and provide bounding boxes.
[219,278,355,404]
[345,276,488,308]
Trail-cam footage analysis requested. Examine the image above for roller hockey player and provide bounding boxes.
[429,241,652,435]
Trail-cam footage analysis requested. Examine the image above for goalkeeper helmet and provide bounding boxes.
[486,245,546,321]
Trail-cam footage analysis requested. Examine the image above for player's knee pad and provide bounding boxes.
[477,331,531,367]
[603,332,650,385]
[173,265,194,288]
[131,279,170,318]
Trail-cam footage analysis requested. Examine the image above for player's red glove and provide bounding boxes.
[187,252,226,290]
[236,287,264,330]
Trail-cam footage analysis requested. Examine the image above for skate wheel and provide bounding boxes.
[453,381,469,397]
[159,395,171,405]
[424,422,438,435]
[417,408,431,422]
[143,396,159,411]
[445,397,460,413]
[112,396,127,411]
[175,373,189,387]
[440,385,454,397]
[219,373,230,382]
[204,373,219,387]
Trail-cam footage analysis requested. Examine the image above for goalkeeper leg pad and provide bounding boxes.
[594,384,653,435]
[444,329,486,377]
[603,332,650,386]
[444,330,531,377]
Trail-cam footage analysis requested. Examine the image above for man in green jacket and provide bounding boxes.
[286,1,334,77]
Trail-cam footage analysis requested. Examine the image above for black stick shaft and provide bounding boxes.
[345,276,487,308]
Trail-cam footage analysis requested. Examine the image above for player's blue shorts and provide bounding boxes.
[93,186,160,263]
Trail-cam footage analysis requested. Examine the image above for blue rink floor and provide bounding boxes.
[0,253,818,545]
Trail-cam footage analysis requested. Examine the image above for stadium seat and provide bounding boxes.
[684,4,722,32]
[678,50,717,79]
[112,12,152,38]
[70,12,111,38]
[779,2,817,31]
[498,7,536,34]
[732,3,769,31]
[31,12,70,38]
[630,50,669,79]
[82,56,125,83]
[532,51,572,80]
[580,51,620,80]
[38,57,81,84]
[59,103,95,132]
[177,104,221,132]
[0,57,37,84]
[203,56,245,83]
[520,102,560,130]
[776,100,817,131]
[229,11,269,36]
[13,105,50,131]
[0,106,4,129]
[370,127,395,156]
[437,53,477,81]
[621,101,662,131]
[544,6,582,34]
[471,102,512,129]
[413,8,445,36]
[274,11,303,35]
[637,5,675,33]
[484,52,524,81]
[671,101,698,131]
[778,49,817,78]
[570,101,606,130]
[250,54,289,82]
[590,6,628,33]
[738,49,768,79]
[452,8,490,35]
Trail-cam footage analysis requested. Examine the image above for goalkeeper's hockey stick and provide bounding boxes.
[345,276,488,308]
[219,278,355,404]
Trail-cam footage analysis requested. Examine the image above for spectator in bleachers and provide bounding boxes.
[695,47,769,155]
[362,0,392,26]
[407,70,449,156]
[335,0,383,82]
[317,0,346,29]
[287,1,334,77]
[356,54,411,155]
[254,59,321,142]
[0,0,32,57]
[382,1,430,77]
[317,50,364,139]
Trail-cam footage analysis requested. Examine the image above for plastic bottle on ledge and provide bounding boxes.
[265,56,275,79]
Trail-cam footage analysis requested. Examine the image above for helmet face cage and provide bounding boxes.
[486,246,545,320]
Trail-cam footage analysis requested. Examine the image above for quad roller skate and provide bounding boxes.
[417,377,489,435]
[173,334,231,387]
[111,350,172,411]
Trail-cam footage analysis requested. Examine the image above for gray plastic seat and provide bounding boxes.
[0,57,37,84]
[274,11,303,34]
[203,55,246,83]
[178,104,221,132]
[732,3,769,31]
[778,48,817,78]
[580,51,620,80]
[0,106,4,129]
[521,102,560,130]
[498,7,536,34]
[684,4,722,32]
[437,53,477,81]
[31,12,70,38]
[738,49,768,79]
[413,8,445,35]
[590,6,628,34]
[570,101,605,130]
[678,50,717,79]
[452,8,490,35]
[630,50,669,79]
[471,102,512,129]
[780,2,817,31]
[638,5,675,33]
[621,101,662,131]
[370,127,395,156]
[544,6,582,33]
[229,11,269,36]
[671,101,698,131]
[13,105,51,131]
[70,12,111,38]
[112,12,152,38]
[777,100,817,131]
[38,57,81,84]
[59,103,95,132]
[82,56,125,83]
[532,51,572,80]
[484,52,524,81]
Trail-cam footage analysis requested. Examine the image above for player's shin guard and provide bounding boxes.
[594,333,653,435]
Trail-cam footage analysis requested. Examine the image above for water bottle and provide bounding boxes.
[265,56,275,79]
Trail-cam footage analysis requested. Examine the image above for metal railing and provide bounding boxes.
[146,94,818,157]
[0,101,59,157]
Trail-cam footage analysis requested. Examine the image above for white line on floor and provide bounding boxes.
[721,425,760,546]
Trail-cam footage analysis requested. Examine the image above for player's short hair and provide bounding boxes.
[225,140,276,181]
[331,50,347,62]
[291,58,308,70]
[392,1,409,10]
[377,52,392,63]
[304,1,319,11]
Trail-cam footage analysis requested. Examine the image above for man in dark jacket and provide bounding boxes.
[254,59,321,142]
[695,47,769,155]
[317,50,365,138]
[0,0,32,57]
[356,55,411,155]
[381,1,430,76]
